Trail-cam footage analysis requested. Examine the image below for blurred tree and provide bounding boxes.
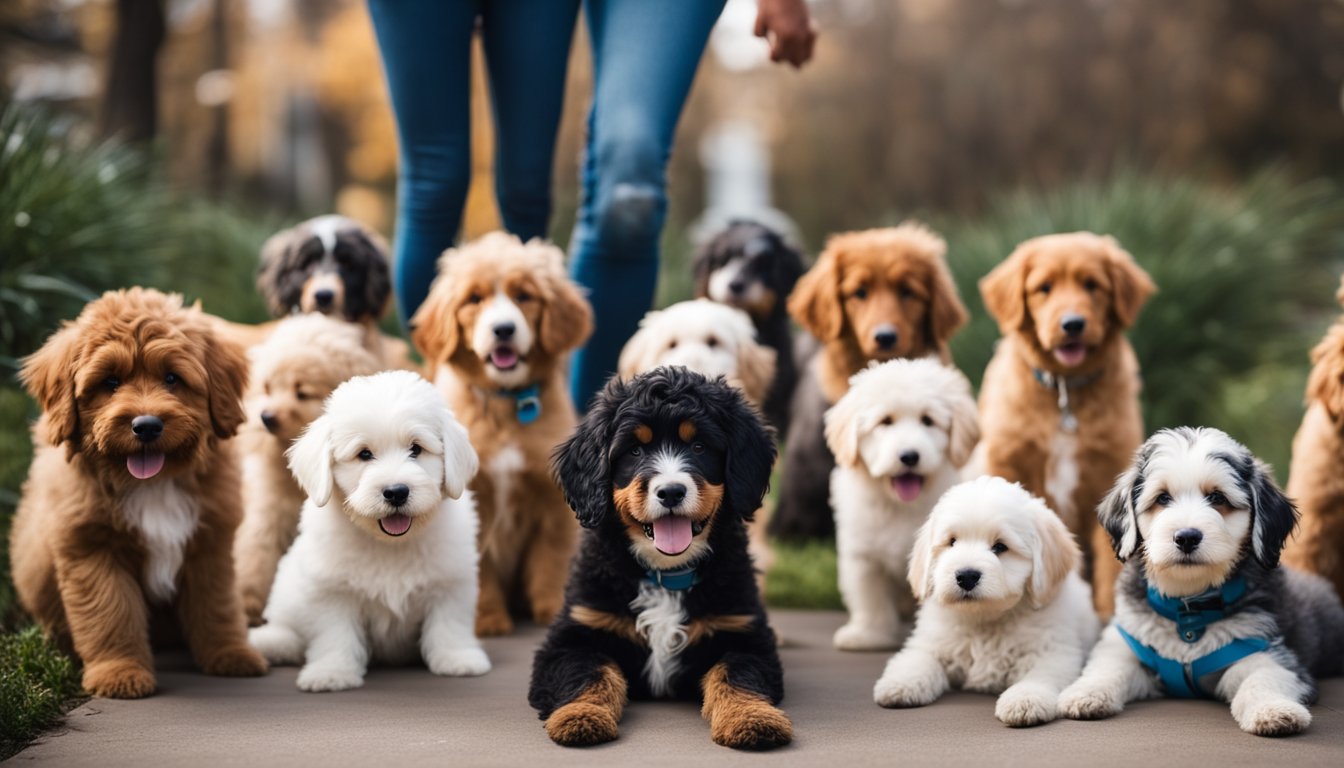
[99,0,164,142]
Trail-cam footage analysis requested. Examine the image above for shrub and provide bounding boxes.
[0,626,83,760]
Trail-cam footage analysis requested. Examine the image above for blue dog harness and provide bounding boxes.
[644,566,701,591]
[494,384,542,425]
[1115,574,1270,698]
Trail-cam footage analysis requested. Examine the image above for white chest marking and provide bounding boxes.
[487,444,525,523]
[631,581,688,696]
[121,482,200,603]
[1045,431,1079,529]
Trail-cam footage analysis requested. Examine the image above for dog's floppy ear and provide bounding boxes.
[410,271,463,364]
[287,415,335,507]
[437,408,479,500]
[1028,501,1080,609]
[923,240,968,358]
[552,379,620,529]
[256,227,302,317]
[1102,236,1155,329]
[20,322,83,449]
[349,228,392,321]
[1245,457,1298,569]
[773,237,807,296]
[617,313,661,381]
[540,272,594,356]
[945,382,980,469]
[822,392,866,469]
[691,238,719,299]
[202,326,249,439]
[1096,452,1148,562]
[788,247,844,342]
[732,339,776,408]
[979,245,1031,335]
[1306,325,1344,421]
[707,382,777,520]
[906,518,937,602]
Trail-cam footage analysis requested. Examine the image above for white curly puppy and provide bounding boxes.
[248,370,490,691]
[825,358,980,650]
[873,476,1100,726]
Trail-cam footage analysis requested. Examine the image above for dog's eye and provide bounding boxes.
[466,293,483,304]
[409,443,422,458]
[1206,490,1228,507]
[852,286,868,300]
[948,537,957,546]
[898,284,914,300]
[104,376,120,391]
[692,442,705,455]
[1083,278,1100,292]
[1038,282,1052,295]
[706,336,718,348]
[295,390,310,401]
[357,448,374,461]
[515,290,533,303]
[629,446,642,457]
[667,340,678,350]
[920,414,934,427]
[164,372,179,387]
[879,415,893,426]
[1155,491,1173,506]
[992,542,1008,555]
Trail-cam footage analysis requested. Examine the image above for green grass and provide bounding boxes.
[0,626,84,760]
[765,538,842,610]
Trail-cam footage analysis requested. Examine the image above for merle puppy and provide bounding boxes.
[693,221,805,441]
[1059,427,1344,736]
[530,367,790,750]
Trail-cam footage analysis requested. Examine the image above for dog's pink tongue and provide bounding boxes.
[126,451,165,480]
[491,347,519,369]
[652,515,693,555]
[379,513,412,536]
[892,474,924,502]
[1053,343,1088,367]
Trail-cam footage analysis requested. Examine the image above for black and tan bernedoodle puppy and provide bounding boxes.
[530,368,791,750]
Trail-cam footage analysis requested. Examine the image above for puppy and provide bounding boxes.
[825,359,980,651]
[619,299,777,411]
[873,476,1100,727]
[11,288,266,698]
[411,232,594,636]
[978,232,1155,616]
[1283,276,1344,594]
[693,220,806,439]
[233,313,384,625]
[530,368,791,750]
[248,371,490,691]
[774,223,968,541]
[1059,427,1344,736]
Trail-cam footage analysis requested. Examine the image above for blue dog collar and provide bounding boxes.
[1117,625,1269,699]
[1146,574,1248,643]
[495,384,541,425]
[645,566,701,591]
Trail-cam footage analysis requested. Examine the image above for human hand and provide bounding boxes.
[754,0,817,69]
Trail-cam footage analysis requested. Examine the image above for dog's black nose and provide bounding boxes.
[1174,528,1203,554]
[955,568,981,592]
[728,280,746,295]
[314,289,335,308]
[1061,314,1086,337]
[900,450,920,467]
[260,411,279,433]
[874,327,898,350]
[131,415,163,443]
[656,484,686,508]
[383,484,410,507]
[493,322,515,340]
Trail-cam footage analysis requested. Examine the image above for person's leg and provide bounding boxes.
[568,0,727,409]
[479,0,581,241]
[367,0,477,328]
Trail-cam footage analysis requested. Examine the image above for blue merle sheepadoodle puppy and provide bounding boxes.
[1059,427,1344,736]
[529,367,790,750]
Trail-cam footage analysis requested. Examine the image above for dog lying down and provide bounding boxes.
[249,370,490,691]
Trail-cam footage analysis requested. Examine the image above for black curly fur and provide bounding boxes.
[533,368,784,718]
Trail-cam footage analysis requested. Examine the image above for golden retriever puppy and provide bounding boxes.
[233,313,383,625]
[11,288,267,698]
[978,232,1155,617]
[411,232,594,635]
[1283,276,1344,594]
[874,476,1099,727]
[774,223,968,541]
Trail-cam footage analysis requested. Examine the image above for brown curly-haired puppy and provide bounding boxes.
[1284,276,1344,595]
[412,233,593,636]
[11,288,267,698]
[978,232,1154,617]
[773,223,968,541]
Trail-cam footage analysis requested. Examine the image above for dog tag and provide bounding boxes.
[516,394,541,425]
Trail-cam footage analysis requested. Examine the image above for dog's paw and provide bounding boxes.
[531,600,562,628]
[709,702,793,751]
[241,593,266,628]
[1237,699,1311,737]
[201,645,269,677]
[545,702,620,747]
[426,647,491,677]
[1058,681,1122,720]
[873,672,939,708]
[82,659,156,699]
[833,622,899,652]
[995,684,1057,727]
[296,663,365,692]
[247,624,304,664]
[475,611,514,637]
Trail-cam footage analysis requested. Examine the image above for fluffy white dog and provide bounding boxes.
[1059,427,1344,736]
[248,370,490,691]
[873,476,1100,726]
[824,358,980,650]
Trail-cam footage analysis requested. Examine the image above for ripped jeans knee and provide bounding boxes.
[593,181,663,253]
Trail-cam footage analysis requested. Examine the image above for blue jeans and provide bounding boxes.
[567,0,727,410]
[368,0,580,328]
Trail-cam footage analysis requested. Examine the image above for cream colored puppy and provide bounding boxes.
[825,359,979,650]
[249,371,489,691]
[873,476,1100,726]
